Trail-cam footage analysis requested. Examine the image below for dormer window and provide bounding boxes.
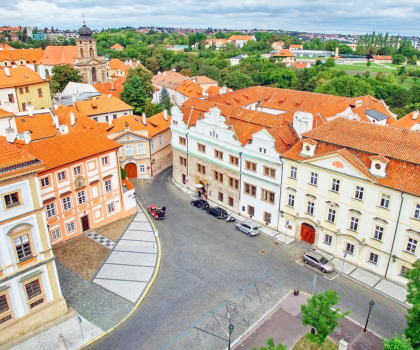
[300,139,317,157]
[369,155,389,177]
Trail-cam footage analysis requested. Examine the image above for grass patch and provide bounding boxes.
[54,236,110,280]
[292,334,338,350]
[336,64,396,73]
[96,214,136,242]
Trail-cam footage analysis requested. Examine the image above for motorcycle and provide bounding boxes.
[226,215,236,223]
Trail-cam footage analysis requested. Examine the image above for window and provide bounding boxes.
[369,253,379,265]
[137,143,145,155]
[14,234,32,260]
[157,134,162,146]
[264,212,271,224]
[218,192,224,202]
[373,226,383,241]
[74,166,81,176]
[25,87,29,93]
[4,192,20,208]
[8,94,14,103]
[22,103,26,111]
[355,186,364,200]
[67,221,75,233]
[310,172,318,186]
[179,156,187,166]
[306,201,314,215]
[40,177,50,187]
[105,115,109,123]
[25,280,42,301]
[259,147,266,154]
[19,88,23,94]
[349,217,359,232]
[414,204,420,220]
[93,117,98,122]
[331,179,340,193]
[77,190,86,204]
[107,202,115,213]
[228,197,234,207]
[244,183,256,197]
[229,155,239,166]
[125,145,133,156]
[327,209,336,223]
[346,243,355,255]
[263,166,276,178]
[105,179,112,192]
[51,228,61,241]
[38,88,43,97]
[151,139,155,150]
[0,294,11,324]
[229,177,239,189]
[179,137,186,146]
[139,164,146,173]
[102,157,109,166]
[113,114,117,119]
[214,150,223,160]
[406,238,417,254]
[261,189,275,204]
[288,194,295,207]
[173,120,178,126]
[46,203,56,217]
[245,161,257,172]
[62,196,72,211]
[400,266,409,277]
[214,171,224,183]
[380,194,390,209]
[324,234,332,245]
[57,171,66,181]
[197,143,206,153]
[197,163,206,175]
[248,205,255,216]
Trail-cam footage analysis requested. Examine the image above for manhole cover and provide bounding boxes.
[259,250,266,254]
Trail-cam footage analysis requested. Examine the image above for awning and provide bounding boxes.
[195,184,204,188]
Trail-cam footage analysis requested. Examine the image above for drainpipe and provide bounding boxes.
[276,155,284,232]
[385,192,404,278]
[149,139,153,177]
[239,152,243,204]
[186,132,189,178]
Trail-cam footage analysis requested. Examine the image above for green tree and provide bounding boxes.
[315,75,375,97]
[383,334,413,350]
[159,86,170,106]
[405,260,420,348]
[144,98,154,117]
[252,338,287,350]
[338,44,354,55]
[50,64,82,93]
[120,76,148,114]
[224,71,254,90]
[268,69,297,89]
[145,57,160,73]
[301,291,349,347]
[393,54,406,65]
[325,57,336,68]
[125,66,155,95]
[120,166,128,180]
[367,61,371,67]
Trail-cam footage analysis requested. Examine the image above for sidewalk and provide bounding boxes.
[172,180,408,306]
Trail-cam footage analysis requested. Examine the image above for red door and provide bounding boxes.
[301,223,315,244]
[125,163,137,178]
[81,215,90,232]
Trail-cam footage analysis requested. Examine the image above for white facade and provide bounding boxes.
[0,88,19,113]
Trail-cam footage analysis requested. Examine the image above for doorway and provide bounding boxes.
[91,67,97,83]
[125,163,137,178]
[81,215,90,232]
[301,223,315,244]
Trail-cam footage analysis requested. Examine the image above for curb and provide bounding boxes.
[80,199,161,349]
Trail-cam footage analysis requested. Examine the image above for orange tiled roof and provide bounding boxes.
[93,78,126,98]
[17,129,120,172]
[122,178,134,190]
[0,44,13,50]
[15,112,58,141]
[272,49,295,57]
[106,112,171,137]
[288,62,310,69]
[370,154,390,163]
[389,111,419,129]
[111,43,124,50]
[39,46,77,65]
[373,55,393,60]
[191,76,218,85]
[229,35,254,41]
[0,66,46,89]
[0,48,43,64]
[0,108,14,118]
[54,105,109,134]
[0,137,43,178]
[152,71,187,89]
[290,45,303,49]
[176,80,204,98]
[109,58,149,73]
[75,95,133,116]
[206,86,222,97]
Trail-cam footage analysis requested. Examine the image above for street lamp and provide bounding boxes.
[363,300,375,332]
[228,324,234,350]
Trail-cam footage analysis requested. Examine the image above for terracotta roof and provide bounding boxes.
[122,178,134,191]
[106,112,171,137]
[0,48,43,64]
[0,66,46,89]
[0,138,43,178]
[389,111,419,129]
[0,108,15,118]
[15,112,58,141]
[303,138,317,145]
[152,71,187,89]
[75,96,133,116]
[206,86,222,97]
[290,45,303,49]
[39,46,77,65]
[0,44,13,50]
[271,49,295,57]
[111,43,124,49]
[93,78,126,98]
[288,62,310,69]
[54,105,109,134]
[229,35,254,41]
[373,55,393,60]
[191,76,218,85]
[17,129,120,172]
[176,80,204,98]
[109,58,149,73]
[370,154,390,163]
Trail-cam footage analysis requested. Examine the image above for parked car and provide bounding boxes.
[148,204,165,220]
[302,250,334,273]
[236,221,260,236]
[206,207,228,219]
[191,199,209,210]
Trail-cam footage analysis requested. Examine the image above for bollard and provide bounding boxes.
[293,289,299,296]
[155,230,158,237]
[58,334,67,350]
[339,339,348,350]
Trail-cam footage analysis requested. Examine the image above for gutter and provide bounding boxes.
[239,152,243,202]
[276,155,284,232]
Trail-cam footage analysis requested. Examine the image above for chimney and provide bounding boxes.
[53,101,58,110]
[4,67,10,77]
[158,71,161,75]
[221,85,227,94]
[125,60,128,65]
[108,115,112,126]
[53,115,59,129]
[355,100,362,108]
[163,109,168,121]
[72,94,76,106]
[413,110,419,120]
[202,88,206,96]
[129,60,132,67]
[38,64,45,79]
[335,47,339,57]
[6,127,16,143]
[70,111,75,126]
[137,60,140,65]
[23,130,31,144]
[163,72,166,76]
[142,112,147,125]
[59,124,69,135]
[111,80,114,90]
[27,103,33,117]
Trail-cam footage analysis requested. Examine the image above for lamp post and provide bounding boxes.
[228,324,234,350]
[205,183,209,199]
[363,300,375,332]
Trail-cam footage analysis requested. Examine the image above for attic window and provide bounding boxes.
[21,119,26,122]
[24,75,28,78]
[135,118,139,122]
[375,164,381,170]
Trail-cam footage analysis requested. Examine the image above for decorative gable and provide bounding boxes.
[300,139,317,157]
[170,106,187,129]
[244,128,277,157]
[369,155,389,177]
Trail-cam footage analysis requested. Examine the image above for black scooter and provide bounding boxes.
[226,215,236,223]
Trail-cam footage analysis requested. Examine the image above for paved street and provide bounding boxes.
[87,167,408,350]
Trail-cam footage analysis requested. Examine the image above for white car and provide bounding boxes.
[236,221,260,236]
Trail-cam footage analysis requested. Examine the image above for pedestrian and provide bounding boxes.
[161,205,166,212]
[198,190,201,197]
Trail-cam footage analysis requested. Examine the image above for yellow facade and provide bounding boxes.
[14,81,52,112]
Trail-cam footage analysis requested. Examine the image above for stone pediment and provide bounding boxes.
[114,132,149,143]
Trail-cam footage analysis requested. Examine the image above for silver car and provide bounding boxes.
[236,221,259,236]
[302,250,335,273]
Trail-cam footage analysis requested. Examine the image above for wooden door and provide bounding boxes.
[81,215,90,232]
[301,223,315,244]
[125,163,137,178]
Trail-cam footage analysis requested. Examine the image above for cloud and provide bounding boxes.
[0,0,417,35]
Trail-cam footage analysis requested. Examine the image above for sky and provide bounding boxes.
[0,0,418,36]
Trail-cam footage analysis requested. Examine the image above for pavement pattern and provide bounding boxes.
[93,207,158,303]
[86,231,116,249]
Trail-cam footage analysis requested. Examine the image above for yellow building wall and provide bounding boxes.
[15,82,52,112]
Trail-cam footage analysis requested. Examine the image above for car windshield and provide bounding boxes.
[320,257,329,264]
[252,227,258,230]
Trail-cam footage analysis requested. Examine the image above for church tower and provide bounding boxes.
[74,15,107,84]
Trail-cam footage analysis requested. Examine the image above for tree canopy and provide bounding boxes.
[50,64,82,93]
[120,76,148,114]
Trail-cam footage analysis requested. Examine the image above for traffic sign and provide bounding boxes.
[344,252,347,258]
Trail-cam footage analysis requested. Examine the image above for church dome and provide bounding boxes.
[78,24,93,39]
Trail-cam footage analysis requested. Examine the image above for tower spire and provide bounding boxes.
[82,13,86,24]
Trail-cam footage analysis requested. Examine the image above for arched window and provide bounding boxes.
[80,48,84,58]
[45,69,49,77]
[91,67,97,83]
[89,48,94,57]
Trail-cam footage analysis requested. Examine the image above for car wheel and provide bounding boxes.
[321,268,327,273]
[206,210,210,214]
[191,201,194,206]
[201,207,205,210]
[304,259,309,264]
[247,232,251,236]
[236,226,240,230]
